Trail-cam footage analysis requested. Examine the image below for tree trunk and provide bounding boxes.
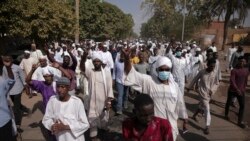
[222,1,233,51]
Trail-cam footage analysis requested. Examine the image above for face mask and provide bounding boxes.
[158,71,170,81]
[175,51,182,57]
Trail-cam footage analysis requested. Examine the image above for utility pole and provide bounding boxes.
[75,0,80,44]
[181,0,186,41]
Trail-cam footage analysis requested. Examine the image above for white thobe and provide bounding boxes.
[102,51,114,70]
[189,55,203,82]
[19,57,37,76]
[124,67,187,141]
[42,95,89,141]
[227,47,237,69]
[30,50,43,63]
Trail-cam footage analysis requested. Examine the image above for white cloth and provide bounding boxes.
[102,51,114,70]
[42,95,89,141]
[124,67,187,141]
[19,57,37,76]
[30,50,43,63]
[32,66,62,81]
[227,47,237,69]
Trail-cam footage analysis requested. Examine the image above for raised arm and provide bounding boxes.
[52,62,72,80]
[44,46,57,63]
[123,49,132,75]
[80,51,88,73]
[26,64,38,85]
[68,48,77,71]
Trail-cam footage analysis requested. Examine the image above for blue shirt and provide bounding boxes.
[113,60,125,84]
[0,76,15,127]
[2,64,26,95]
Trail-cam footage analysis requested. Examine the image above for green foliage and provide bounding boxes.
[0,0,75,42]
[79,0,134,41]
[141,0,205,40]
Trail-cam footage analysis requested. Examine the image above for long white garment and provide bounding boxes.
[227,47,237,69]
[19,57,37,76]
[102,51,114,70]
[166,51,187,95]
[54,49,64,63]
[124,67,187,141]
[42,95,89,141]
[85,67,114,125]
[30,50,43,63]
[188,54,203,82]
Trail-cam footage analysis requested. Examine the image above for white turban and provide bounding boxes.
[196,48,201,51]
[155,56,172,69]
[24,50,30,54]
[42,67,53,76]
[182,49,187,53]
[39,55,47,60]
[92,51,103,62]
[77,48,83,52]
[186,47,191,50]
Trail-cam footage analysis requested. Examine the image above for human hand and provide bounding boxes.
[51,119,67,135]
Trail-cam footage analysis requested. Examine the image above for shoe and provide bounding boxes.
[204,127,210,135]
[238,122,247,129]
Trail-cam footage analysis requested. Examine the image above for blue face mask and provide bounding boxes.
[175,51,182,57]
[158,71,170,81]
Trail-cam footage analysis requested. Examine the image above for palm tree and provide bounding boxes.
[204,0,249,50]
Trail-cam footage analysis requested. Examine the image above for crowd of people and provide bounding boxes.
[0,39,248,141]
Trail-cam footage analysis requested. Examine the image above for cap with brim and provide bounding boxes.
[56,77,70,86]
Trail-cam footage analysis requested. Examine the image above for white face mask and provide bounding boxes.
[158,71,170,81]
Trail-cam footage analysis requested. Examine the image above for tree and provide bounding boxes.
[0,0,75,42]
[198,0,250,50]
[79,0,134,40]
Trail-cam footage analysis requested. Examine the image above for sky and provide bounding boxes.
[105,0,250,35]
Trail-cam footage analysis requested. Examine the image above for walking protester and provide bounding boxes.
[30,43,44,63]
[188,47,203,82]
[165,44,189,133]
[122,94,173,141]
[0,57,16,141]
[46,46,77,95]
[26,65,56,112]
[225,56,249,128]
[42,77,89,141]
[229,46,244,69]
[2,54,30,133]
[134,51,150,75]
[226,43,237,72]
[80,51,114,141]
[187,59,219,135]
[19,50,37,98]
[113,52,128,115]
[123,48,187,141]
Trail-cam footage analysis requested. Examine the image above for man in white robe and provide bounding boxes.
[80,51,114,140]
[42,77,89,141]
[226,43,237,71]
[123,49,187,141]
[30,43,43,63]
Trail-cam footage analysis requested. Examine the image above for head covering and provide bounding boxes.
[182,49,187,53]
[77,48,83,52]
[92,51,103,62]
[42,67,53,76]
[195,48,201,51]
[24,50,30,54]
[155,56,172,69]
[56,77,70,86]
[186,47,191,50]
[39,55,47,60]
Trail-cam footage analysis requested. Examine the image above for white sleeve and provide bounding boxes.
[42,98,55,131]
[67,100,89,138]
[19,60,24,70]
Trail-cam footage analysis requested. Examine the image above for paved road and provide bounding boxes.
[20,53,250,141]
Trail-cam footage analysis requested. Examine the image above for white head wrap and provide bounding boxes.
[42,67,53,76]
[195,48,201,51]
[39,55,47,60]
[155,56,172,69]
[182,49,187,53]
[186,47,191,50]
[24,50,30,54]
[92,51,103,62]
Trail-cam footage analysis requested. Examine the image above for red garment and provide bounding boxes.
[122,116,173,141]
[229,68,249,93]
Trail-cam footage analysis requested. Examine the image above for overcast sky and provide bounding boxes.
[105,0,250,34]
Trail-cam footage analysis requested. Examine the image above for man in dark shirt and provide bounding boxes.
[225,56,249,128]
